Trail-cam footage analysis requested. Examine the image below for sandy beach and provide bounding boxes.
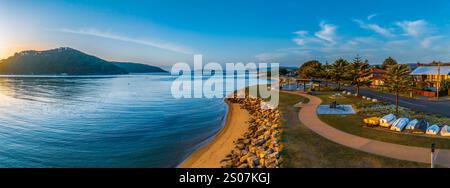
[179,101,250,168]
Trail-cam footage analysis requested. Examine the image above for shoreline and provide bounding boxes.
[179,100,250,168]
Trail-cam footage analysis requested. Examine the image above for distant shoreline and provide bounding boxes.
[179,99,250,168]
[0,72,170,78]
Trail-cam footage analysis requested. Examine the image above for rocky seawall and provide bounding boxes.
[220,97,283,168]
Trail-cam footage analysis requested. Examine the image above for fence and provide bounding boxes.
[412,89,450,97]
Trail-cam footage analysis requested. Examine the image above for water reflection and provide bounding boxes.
[0,74,227,167]
[0,77,102,103]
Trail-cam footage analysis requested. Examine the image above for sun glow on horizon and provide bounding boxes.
[1,47,12,60]
[0,28,6,59]
[0,42,55,60]
[0,45,25,60]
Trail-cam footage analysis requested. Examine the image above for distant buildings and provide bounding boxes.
[360,67,386,87]
[363,65,450,97]
[369,68,386,87]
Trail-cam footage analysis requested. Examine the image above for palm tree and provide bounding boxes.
[347,56,371,96]
[385,64,411,115]
[330,58,349,90]
[321,62,332,87]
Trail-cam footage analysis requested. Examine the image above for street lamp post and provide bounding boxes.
[437,63,441,101]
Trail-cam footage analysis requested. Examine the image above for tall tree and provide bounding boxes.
[279,67,289,76]
[321,61,332,87]
[298,60,322,78]
[330,58,349,90]
[381,57,398,70]
[298,60,322,91]
[385,64,411,115]
[347,56,371,96]
[441,78,450,91]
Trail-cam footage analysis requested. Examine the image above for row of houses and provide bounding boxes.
[365,65,450,97]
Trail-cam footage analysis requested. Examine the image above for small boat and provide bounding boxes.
[440,125,450,137]
[363,117,381,127]
[426,124,441,135]
[390,118,410,132]
[379,114,396,128]
[405,119,418,130]
[412,119,429,134]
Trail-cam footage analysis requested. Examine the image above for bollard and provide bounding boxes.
[431,143,435,168]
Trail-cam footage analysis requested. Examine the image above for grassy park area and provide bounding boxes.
[279,91,427,167]
[316,92,450,149]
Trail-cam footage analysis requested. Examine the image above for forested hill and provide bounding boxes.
[0,47,167,75]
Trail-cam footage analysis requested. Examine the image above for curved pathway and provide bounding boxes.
[283,91,450,167]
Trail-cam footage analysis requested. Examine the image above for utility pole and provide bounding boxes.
[437,63,441,101]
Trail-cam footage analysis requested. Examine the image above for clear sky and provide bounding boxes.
[0,0,449,67]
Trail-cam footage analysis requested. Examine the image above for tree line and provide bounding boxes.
[295,56,411,115]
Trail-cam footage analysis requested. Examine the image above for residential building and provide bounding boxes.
[360,67,386,87]
[369,68,386,87]
[410,66,450,91]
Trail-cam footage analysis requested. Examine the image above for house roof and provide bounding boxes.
[410,66,450,75]
[370,68,386,73]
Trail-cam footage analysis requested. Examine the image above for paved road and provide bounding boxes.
[283,91,450,167]
[327,83,450,117]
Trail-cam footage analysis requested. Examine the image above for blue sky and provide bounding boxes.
[0,0,449,67]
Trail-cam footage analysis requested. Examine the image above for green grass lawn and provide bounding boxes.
[318,91,375,105]
[279,91,427,168]
[316,92,450,149]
